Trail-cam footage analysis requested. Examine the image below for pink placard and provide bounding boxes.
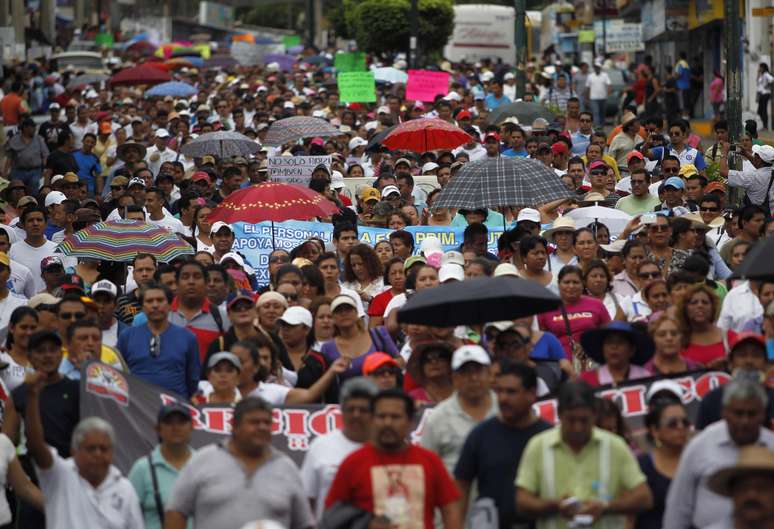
[406,70,450,102]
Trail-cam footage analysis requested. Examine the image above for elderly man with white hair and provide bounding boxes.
[25,369,144,529]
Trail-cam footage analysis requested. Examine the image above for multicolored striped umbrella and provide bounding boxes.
[57,220,194,263]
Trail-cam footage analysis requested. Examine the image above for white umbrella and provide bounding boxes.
[566,205,632,237]
[373,67,408,84]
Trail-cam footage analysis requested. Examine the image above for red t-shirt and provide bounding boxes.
[682,341,726,366]
[369,289,395,318]
[325,443,460,529]
[537,296,611,359]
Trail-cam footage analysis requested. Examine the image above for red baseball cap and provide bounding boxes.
[728,331,766,352]
[626,150,645,162]
[191,171,211,183]
[362,352,400,375]
[456,110,472,120]
[551,142,569,155]
[589,160,609,172]
[484,132,501,143]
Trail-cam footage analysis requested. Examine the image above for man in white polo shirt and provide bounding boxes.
[25,366,144,529]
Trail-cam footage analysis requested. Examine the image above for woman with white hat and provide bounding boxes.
[541,215,578,271]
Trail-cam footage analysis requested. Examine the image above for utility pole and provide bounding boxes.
[409,0,418,68]
[514,0,526,98]
[724,0,743,206]
[306,0,315,48]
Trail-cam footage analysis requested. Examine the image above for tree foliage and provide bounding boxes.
[344,0,454,57]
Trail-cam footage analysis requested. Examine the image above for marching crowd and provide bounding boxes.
[0,45,773,529]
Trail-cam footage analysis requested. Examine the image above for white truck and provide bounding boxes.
[443,4,515,64]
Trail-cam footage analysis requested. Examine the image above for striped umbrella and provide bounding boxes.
[57,220,194,263]
[263,116,341,147]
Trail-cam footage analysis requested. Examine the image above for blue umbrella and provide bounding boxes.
[145,81,197,98]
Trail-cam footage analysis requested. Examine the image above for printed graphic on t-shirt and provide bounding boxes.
[371,464,425,529]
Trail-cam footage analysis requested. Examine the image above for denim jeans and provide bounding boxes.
[590,99,606,126]
[10,167,42,191]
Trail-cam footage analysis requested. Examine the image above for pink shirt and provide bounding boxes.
[537,296,612,359]
[709,77,724,104]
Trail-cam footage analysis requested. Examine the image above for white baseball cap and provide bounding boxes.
[421,162,439,174]
[451,345,492,371]
[91,279,118,298]
[210,221,233,236]
[50,174,65,184]
[420,236,443,256]
[517,208,541,224]
[493,263,519,277]
[330,294,359,313]
[279,306,313,327]
[155,128,170,138]
[439,263,464,283]
[645,379,685,403]
[348,137,368,150]
[752,144,774,163]
[381,185,401,198]
[504,72,515,80]
[330,170,345,190]
[44,191,67,208]
[377,105,390,114]
[442,251,465,267]
[219,252,245,268]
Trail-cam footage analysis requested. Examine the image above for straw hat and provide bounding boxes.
[541,216,577,242]
[707,446,774,496]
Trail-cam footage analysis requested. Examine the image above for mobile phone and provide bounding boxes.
[570,514,594,528]
[641,212,657,225]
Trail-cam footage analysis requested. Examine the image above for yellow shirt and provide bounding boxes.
[62,344,127,371]
[515,426,645,529]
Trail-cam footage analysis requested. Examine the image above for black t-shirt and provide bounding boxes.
[38,122,70,151]
[454,417,552,529]
[45,149,79,175]
[635,452,671,529]
[12,377,80,457]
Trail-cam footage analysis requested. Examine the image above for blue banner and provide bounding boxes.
[231,221,503,284]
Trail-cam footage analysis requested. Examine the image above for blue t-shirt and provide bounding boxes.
[72,150,102,193]
[529,331,566,361]
[118,323,201,397]
[484,94,510,110]
[501,148,528,158]
[649,144,706,170]
[676,61,691,90]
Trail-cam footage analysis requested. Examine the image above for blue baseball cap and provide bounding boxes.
[663,176,685,190]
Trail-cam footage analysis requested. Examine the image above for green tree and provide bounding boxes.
[348,0,453,57]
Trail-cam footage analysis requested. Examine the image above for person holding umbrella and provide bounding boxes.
[578,321,654,387]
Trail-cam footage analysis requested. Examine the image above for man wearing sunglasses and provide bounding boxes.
[644,119,706,173]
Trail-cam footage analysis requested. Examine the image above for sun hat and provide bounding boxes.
[580,321,655,366]
[541,215,577,242]
[707,446,774,496]
[406,341,454,384]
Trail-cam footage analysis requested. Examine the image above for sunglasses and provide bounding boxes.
[649,225,670,233]
[60,311,86,320]
[590,170,607,176]
[663,417,690,429]
[661,167,680,174]
[281,293,299,301]
[150,335,161,358]
[639,271,661,279]
[700,206,719,212]
[371,367,399,377]
[269,256,290,264]
[229,302,253,312]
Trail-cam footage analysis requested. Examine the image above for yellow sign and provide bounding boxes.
[752,7,774,16]
[688,0,723,29]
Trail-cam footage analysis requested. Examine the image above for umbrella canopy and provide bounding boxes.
[56,220,193,263]
[397,276,561,326]
[732,236,774,281]
[126,40,157,55]
[66,73,108,91]
[373,67,408,84]
[565,206,632,237]
[433,157,575,210]
[180,131,260,158]
[263,116,341,147]
[205,55,239,68]
[366,124,397,153]
[145,81,197,98]
[381,118,471,152]
[486,101,556,126]
[109,64,171,87]
[208,182,340,224]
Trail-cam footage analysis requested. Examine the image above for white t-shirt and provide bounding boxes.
[300,429,362,520]
[0,293,28,334]
[148,214,185,234]
[383,292,407,318]
[9,239,59,293]
[586,72,612,100]
[36,448,145,529]
[9,259,35,299]
[102,319,119,349]
[249,382,291,405]
[0,352,33,392]
[0,434,16,524]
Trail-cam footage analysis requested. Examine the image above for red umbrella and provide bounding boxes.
[209,182,340,224]
[381,118,472,152]
[109,64,171,87]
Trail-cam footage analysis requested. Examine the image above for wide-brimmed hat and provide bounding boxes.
[621,111,638,126]
[117,142,147,161]
[541,215,577,242]
[707,446,774,496]
[580,321,654,366]
[406,341,454,385]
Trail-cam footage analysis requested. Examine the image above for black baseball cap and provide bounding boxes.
[28,330,63,351]
[157,402,192,423]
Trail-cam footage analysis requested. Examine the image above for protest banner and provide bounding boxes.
[263,53,295,72]
[81,361,731,473]
[337,71,376,103]
[267,155,331,186]
[406,70,450,102]
[230,220,504,285]
[282,35,301,48]
[334,51,366,72]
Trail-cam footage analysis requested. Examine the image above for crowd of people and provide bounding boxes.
[0,42,773,529]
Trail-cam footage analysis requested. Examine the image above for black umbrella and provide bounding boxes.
[432,157,575,210]
[365,124,397,153]
[731,237,774,281]
[397,276,561,326]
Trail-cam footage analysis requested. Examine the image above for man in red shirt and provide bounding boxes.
[325,388,463,529]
